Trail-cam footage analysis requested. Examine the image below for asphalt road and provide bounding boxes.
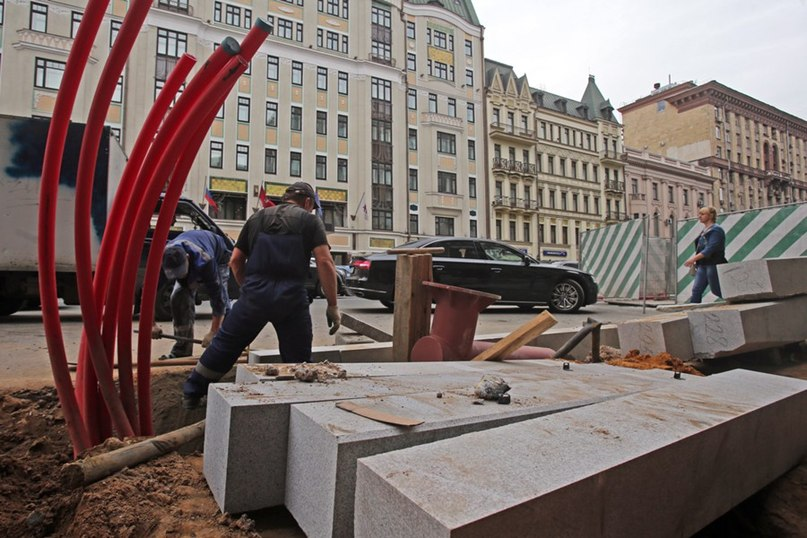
[0,296,661,389]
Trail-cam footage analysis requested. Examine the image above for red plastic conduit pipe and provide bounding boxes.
[136,56,251,434]
[37,0,110,456]
[91,54,196,435]
[72,0,153,440]
[112,41,243,433]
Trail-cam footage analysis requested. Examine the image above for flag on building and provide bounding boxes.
[204,188,219,211]
[259,185,275,208]
[362,202,368,220]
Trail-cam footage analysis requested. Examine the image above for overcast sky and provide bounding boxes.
[473,0,807,121]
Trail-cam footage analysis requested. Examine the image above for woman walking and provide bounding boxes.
[684,206,727,303]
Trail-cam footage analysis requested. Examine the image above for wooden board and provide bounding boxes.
[341,313,393,342]
[336,401,424,427]
[470,311,558,361]
[392,254,433,362]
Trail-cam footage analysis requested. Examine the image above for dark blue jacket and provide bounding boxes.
[167,230,231,315]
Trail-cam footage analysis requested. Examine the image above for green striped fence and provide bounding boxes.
[676,201,807,302]
[580,219,645,299]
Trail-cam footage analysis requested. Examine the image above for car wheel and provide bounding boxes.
[549,279,584,313]
[380,299,394,311]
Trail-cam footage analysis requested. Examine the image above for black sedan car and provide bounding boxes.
[346,237,598,313]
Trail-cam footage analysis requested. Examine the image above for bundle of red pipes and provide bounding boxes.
[37,1,271,455]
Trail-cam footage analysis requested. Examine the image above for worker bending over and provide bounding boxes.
[152,229,232,359]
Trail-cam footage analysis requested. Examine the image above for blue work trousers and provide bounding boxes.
[183,280,312,398]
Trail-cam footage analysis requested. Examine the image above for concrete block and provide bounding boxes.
[688,295,807,359]
[248,342,394,365]
[287,366,692,538]
[617,313,693,359]
[719,257,807,302]
[355,370,807,538]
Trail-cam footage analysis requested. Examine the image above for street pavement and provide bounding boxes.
[0,296,661,389]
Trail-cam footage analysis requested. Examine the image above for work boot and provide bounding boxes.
[182,394,204,410]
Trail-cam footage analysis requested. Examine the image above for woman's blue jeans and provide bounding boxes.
[688,264,722,303]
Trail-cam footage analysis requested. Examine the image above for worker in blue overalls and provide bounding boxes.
[182,182,341,409]
[152,229,232,358]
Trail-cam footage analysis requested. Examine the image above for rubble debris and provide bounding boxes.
[292,361,347,383]
[474,375,510,400]
[586,346,703,376]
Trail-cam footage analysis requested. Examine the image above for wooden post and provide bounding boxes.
[391,252,435,362]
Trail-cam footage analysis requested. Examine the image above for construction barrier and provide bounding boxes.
[676,201,807,302]
[580,219,646,299]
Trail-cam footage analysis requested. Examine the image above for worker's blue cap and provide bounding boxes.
[162,245,189,280]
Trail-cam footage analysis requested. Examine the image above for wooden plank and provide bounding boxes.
[392,254,433,362]
[470,311,558,361]
[336,401,424,427]
[341,313,393,342]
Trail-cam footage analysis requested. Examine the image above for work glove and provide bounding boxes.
[151,324,163,339]
[202,330,217,348]
[326,305,341,336]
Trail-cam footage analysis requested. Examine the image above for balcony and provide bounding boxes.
[599,149,623,164]
[491,196,539,212]
[489,122,535,142]
[368,54,396,67]
[491,158,538,177]
[605,210,629,223]
[605,180,625,193]
[629,193,646,201]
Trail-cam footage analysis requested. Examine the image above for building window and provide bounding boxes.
[408,129,417,150]
[267,56,279,80]
[264,148,277,174]
[71,11,82,38]
[372,119,392,143]
[30,2,47,32]
[207,191,247,221]
[316,155,327,180]
[337,114,348,138]
[237,96,250,122]
[683,189,690,206]
[34,58,64,90]
[111,76,123,103]
[469,177,476,199]
[468,140,476,160]
[292,61,303,85]
[234,144,249,171]
[337,158,348,182]
[277,18,294,40]
[316,111,327,135]
[652,182,659,200]
[409,214,419,235]
[510,221,517,241]
[338,71,348,94]
[667,185,674,204]
[438,171,457,194]
[265,101,278,127]
[464,39,472,56]
[437,132,456,155]
[317,66,328,90]
[470,219,477,238]
[407,53,416,71]
[467,103,475,123]
[409,169,418,191]
[447,98,456,117]
[428,93,437,113]
[290,152,302,177]
[371,77,392,101]
[435,217,454,236]
[109,20,121,47]
[495,219,502,240]
[465,69,474,87]
[406,21,415,38]
[407,89,417,110]
[290,106,302,131]
[209,141,223,168]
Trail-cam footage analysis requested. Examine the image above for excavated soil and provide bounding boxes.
[1,358,806,537]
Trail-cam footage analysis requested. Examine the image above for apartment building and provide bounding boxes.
[622,148,714,238]
[0,0,485,260]
[485,61,624,261]
[620,81,807,214]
